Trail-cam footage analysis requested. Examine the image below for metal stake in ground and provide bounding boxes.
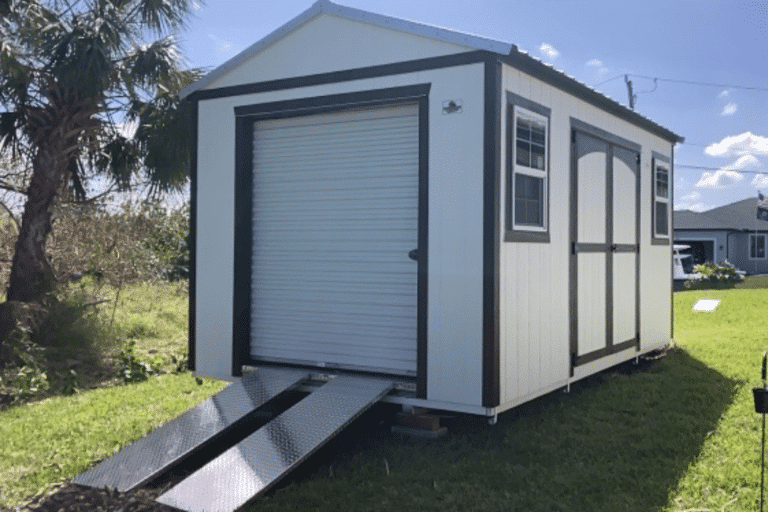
[752,352,768,512]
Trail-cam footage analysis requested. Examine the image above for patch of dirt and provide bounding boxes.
[15,482,179,512]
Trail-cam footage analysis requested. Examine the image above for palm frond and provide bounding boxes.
[94,133,141,191]
[0,39,31,106]
[123,35,180,91]
[134,0,194,33]
[134,91,191,194]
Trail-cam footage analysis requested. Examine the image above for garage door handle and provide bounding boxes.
[408,249,418,261]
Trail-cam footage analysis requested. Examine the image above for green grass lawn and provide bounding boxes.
[0,374,226,509]
[1,280,767,510]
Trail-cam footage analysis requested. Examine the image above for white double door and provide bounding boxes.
[572,130,640,366]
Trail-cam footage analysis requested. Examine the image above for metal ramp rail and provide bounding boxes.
[74,367,309,492]
[156,374,393,512]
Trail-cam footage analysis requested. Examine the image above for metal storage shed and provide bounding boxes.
[183,0,683,417]
[74,2,685,509]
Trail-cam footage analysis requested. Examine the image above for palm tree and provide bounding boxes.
[0,0,198,302]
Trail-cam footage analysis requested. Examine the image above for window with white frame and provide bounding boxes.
[653,162,670,238]
[750,234,767,259]
[511,107,548,231]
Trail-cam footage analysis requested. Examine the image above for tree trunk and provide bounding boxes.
[6,149,63,302]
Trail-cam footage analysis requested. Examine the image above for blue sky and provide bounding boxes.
[179,0,768,212]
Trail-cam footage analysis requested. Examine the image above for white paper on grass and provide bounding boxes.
[693,299,720,312]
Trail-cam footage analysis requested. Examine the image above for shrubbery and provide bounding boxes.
[0,198,192,407]
[684,260,745,289]
[0,197,189,289]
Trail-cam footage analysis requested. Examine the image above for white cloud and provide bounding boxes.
[720,103,737,116]
[752,174,768,188]
[730,154,762,170]
[719,90,730,98]
[679,191,702,201]
[208,33,233,52]
[705,132,768,157]
[192,0,202,9]
[695,169,744,188]
[674,191,711,211]
[675,201,712,212]
[586,59,603,67]
[539,43,559,60]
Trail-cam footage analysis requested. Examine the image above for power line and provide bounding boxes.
[593,74,624,87]
[592,74,768,93]
[676,164,767,175]
[630,74,768,93]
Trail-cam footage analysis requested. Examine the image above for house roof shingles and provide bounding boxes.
[675,198,768,232]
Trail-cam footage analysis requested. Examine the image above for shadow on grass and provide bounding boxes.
[245,347,737,512]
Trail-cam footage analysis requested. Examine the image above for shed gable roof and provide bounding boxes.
[181,0,513,97]
[182,1,683,144]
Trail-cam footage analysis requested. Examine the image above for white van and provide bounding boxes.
[673,244,697,281]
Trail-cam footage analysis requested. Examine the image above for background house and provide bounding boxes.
[674,197,768,274]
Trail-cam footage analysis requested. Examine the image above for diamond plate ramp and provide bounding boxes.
[156,375,393,512]
[74,367,308,492]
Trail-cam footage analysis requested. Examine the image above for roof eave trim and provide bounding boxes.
[319,0,514,55]
[180,0,514,99]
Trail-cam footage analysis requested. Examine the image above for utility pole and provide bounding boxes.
[625,74,636,110]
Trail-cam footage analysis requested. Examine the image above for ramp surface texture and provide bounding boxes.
[74,367,308,492]
[157,375,393,512]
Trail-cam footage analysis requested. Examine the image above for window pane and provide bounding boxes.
[515,174,543,226]
[655,201,668,236]
[517,119,531,141]
[530,123,546,145]
[656,167,669,199]
[752,235,766,258]
[516,140,530,167]
[531,144,545,170]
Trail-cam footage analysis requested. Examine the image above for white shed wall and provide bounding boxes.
[203,14,473,90]
[499,65,673,406]
[195,99,236,380]
[194,63,487,408]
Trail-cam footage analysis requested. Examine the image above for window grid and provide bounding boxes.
[512,107,548,231]
[654,163,670,238]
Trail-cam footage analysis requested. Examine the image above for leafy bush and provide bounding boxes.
[685,260,745,289]
[117,340,161,384]
[0,327,49,406]
[0,278,190,408]
[145,201,190,281]
[0,197,190,289]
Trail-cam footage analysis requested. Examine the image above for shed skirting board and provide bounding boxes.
[572,345,645,380]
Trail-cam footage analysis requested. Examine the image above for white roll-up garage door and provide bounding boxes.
[250,103,419,376]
